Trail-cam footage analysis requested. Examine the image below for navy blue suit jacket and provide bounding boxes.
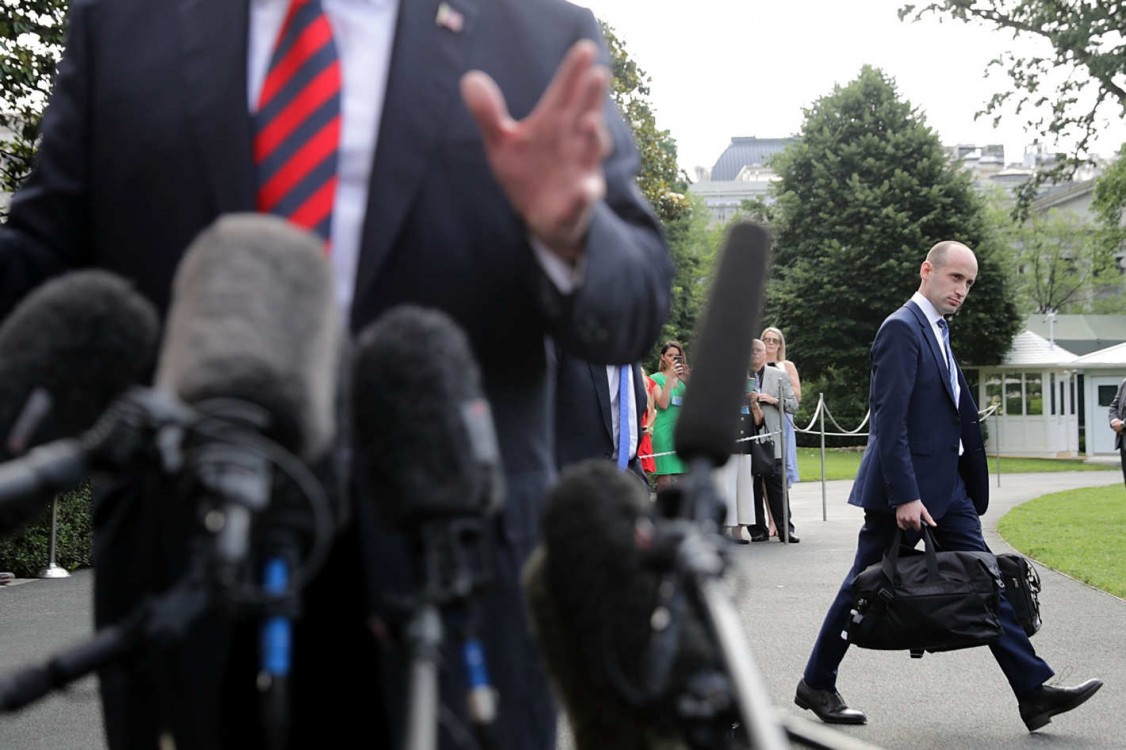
[848,301,989,518]
[551,344,647,480]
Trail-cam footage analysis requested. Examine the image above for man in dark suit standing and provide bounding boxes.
[552,345,648,483]
[794,241,1101,733]
[1109,378,1126,490]
[0,1,671,748]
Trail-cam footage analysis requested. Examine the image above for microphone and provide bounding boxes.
[154,213,343,748]
[352,305,504,531]
[0,270,159,536]
[674,222,770,468]
[352,305,505,748]
[0,270,159,461]
[155,213,340,463]
[526,459,738,749]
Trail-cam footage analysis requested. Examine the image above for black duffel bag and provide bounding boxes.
[847,527,1003,656]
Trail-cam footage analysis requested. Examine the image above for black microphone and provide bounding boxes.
[526,459,738,749]
[0,270,159,460]
[353,305,506,747]
[0,270,159,536]
[352,305,504,530]
[674,222,770,468]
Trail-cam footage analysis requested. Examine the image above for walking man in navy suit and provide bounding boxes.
[794,241,1102,732]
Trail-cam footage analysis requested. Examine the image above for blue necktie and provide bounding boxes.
[937,319,958,397]
[617,365,631,470]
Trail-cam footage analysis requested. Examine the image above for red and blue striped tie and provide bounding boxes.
[254,0,341,246]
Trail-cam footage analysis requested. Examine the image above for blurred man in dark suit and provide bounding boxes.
[552,344,648,485]
[0,1,672,747]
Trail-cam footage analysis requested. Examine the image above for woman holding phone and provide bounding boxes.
[650,340,689,491]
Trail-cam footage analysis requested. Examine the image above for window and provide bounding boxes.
[1005,374,1023,416]
[985,373,1003,410]
[1026,374,1043,416]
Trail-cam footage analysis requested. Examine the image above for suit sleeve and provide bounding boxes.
[1110,380,1126,426]
[0,0,94,319]
[534,8,673,365]
[870,318,922,507]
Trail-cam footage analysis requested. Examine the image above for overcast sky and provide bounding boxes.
[576,0,1126,176]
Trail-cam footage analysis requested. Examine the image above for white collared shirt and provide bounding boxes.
[911,291,963,454]
[248,0,580,313]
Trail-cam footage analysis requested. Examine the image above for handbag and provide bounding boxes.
[996,553,1042,638]
[748,421,775,477]
[847,527,1003,657]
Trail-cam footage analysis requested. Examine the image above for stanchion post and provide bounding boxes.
[37,496,70,579]
[819,393,827,521]
[995,397,1003,488]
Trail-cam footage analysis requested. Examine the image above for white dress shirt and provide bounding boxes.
[248,0,579,313]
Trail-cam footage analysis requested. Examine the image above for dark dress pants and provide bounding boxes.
[751,459,794,537]
[801,477,1055,698]
[1119,444,1126,491]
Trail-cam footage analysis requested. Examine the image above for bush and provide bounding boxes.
[0,482,93,577]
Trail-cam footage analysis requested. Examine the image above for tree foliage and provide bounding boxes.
[900,1,1126,216]
[765,66,1022,434]
[600,21,708,367]
[0,0,68,211]
[983,189,1121,314]
[599,21,690,227]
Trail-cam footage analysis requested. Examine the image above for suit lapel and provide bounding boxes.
[353,0,479,303]
[177,0,256,214]
[905,301,957,405]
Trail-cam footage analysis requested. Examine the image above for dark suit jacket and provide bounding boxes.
[552,345,647,481]
[1110,379,1126,451]
[0,1,671,748]
[848,300,989,519]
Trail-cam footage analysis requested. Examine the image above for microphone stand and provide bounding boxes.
[399,517,497,750]
[661,458,790,750]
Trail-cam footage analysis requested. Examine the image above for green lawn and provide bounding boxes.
[998,484,1126,600]
[794,448,1114,483]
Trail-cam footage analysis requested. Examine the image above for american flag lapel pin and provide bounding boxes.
[436,2,464,33]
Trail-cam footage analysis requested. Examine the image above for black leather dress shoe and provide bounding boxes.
[1018,678,1103,731]
[794,679,867,725]
[750,532,769,542]
[780,533,800,544]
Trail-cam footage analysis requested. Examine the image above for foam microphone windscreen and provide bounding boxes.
[155,214,340,461]
[352,305,504,530]
[675,221,770,467]
[0,270,160,462]
[529,460,731,747]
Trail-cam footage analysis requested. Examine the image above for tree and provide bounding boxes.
[600,21,708,367]
[900,1,1126,215]
[982,188,1121,314]
[765,66,1022,435]
[599,21,690,228]
[0,0,68,211]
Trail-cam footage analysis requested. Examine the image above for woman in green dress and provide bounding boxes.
[650,340,689,491]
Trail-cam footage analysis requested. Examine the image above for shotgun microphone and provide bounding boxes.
[674,221,771,468]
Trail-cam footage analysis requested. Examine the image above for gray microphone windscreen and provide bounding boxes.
[155,213,341,461]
